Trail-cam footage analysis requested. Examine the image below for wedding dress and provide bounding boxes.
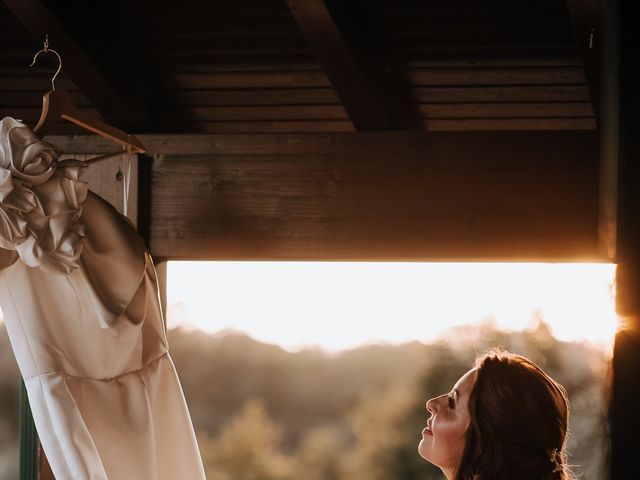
[0,117,206,479]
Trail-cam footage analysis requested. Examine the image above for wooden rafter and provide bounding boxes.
[2,0,150,131]
[287,0,397,130]
[566,0,601,126]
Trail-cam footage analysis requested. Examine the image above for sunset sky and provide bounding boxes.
[166,262,618,352]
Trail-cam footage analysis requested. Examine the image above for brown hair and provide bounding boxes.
[455,350,572,480]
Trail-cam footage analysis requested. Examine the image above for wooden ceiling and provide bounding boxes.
[0,0,598,135]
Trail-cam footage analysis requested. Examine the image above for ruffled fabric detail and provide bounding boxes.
[0,117,87,274]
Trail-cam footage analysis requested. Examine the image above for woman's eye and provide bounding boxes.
[447,397,455,409]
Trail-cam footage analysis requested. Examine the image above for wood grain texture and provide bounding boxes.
[287,0,396,130]
[0,0,594,135]
[145,131,600,261]
[2,0,151,131]
[185,118,595,133]
[191,120,356,133]
[566,0,601,125]
[38,445,55,480]
[407,67,586,86]
[59,153,139,226]
[420,118,596,131]
[150,85,590,107]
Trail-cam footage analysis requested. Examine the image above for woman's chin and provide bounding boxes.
[418,440,444,471]
[417,440,431,461]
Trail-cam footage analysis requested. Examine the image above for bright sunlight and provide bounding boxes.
[167,262,617,352]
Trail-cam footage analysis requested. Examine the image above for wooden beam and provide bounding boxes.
[286,0,398,130]
[42,131,601,261]
[2,0,150,131]
[44,131,590,261]
[566,0,601,125]
[38,446,54,480]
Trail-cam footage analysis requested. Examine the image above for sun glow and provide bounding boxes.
[166,262,617,352]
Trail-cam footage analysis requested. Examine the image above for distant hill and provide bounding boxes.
[168,327,428,447]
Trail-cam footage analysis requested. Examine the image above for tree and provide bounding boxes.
[204,399,293,480]
[343,381,420,480]
[291,425,350,480]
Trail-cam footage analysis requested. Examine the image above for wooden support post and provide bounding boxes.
[37,446,55,480]
[19,382,37,480]
[609,0,640,477]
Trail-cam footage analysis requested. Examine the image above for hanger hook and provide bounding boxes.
[29,34,62,91]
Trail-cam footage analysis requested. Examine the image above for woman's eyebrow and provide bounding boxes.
[453,388,459,403]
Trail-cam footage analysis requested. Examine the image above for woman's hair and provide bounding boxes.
[455,350,572,480]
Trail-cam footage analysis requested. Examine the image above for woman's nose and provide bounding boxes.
[426,394,447,413]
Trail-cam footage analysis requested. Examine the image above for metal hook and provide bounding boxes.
[29,34,62,91]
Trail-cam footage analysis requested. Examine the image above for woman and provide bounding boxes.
[418,350,572,480]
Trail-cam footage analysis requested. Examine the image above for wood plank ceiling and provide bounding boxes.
[0,0,596,134]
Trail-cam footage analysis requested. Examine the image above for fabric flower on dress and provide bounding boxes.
[0,116,57,185]
[0,117,88,274]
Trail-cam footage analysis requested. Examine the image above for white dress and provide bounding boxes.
[0,117,206,479]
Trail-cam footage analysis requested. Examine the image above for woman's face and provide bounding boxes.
[418,368,477,478]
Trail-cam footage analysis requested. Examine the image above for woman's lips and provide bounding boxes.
[422,424,433,436]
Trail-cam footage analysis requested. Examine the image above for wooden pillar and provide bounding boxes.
[37,446,55,480]
[608,0,640,477]
[137,154,168,324]
[18,383,37,480]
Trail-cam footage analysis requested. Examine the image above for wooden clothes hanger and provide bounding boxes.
[30,35,146,158]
